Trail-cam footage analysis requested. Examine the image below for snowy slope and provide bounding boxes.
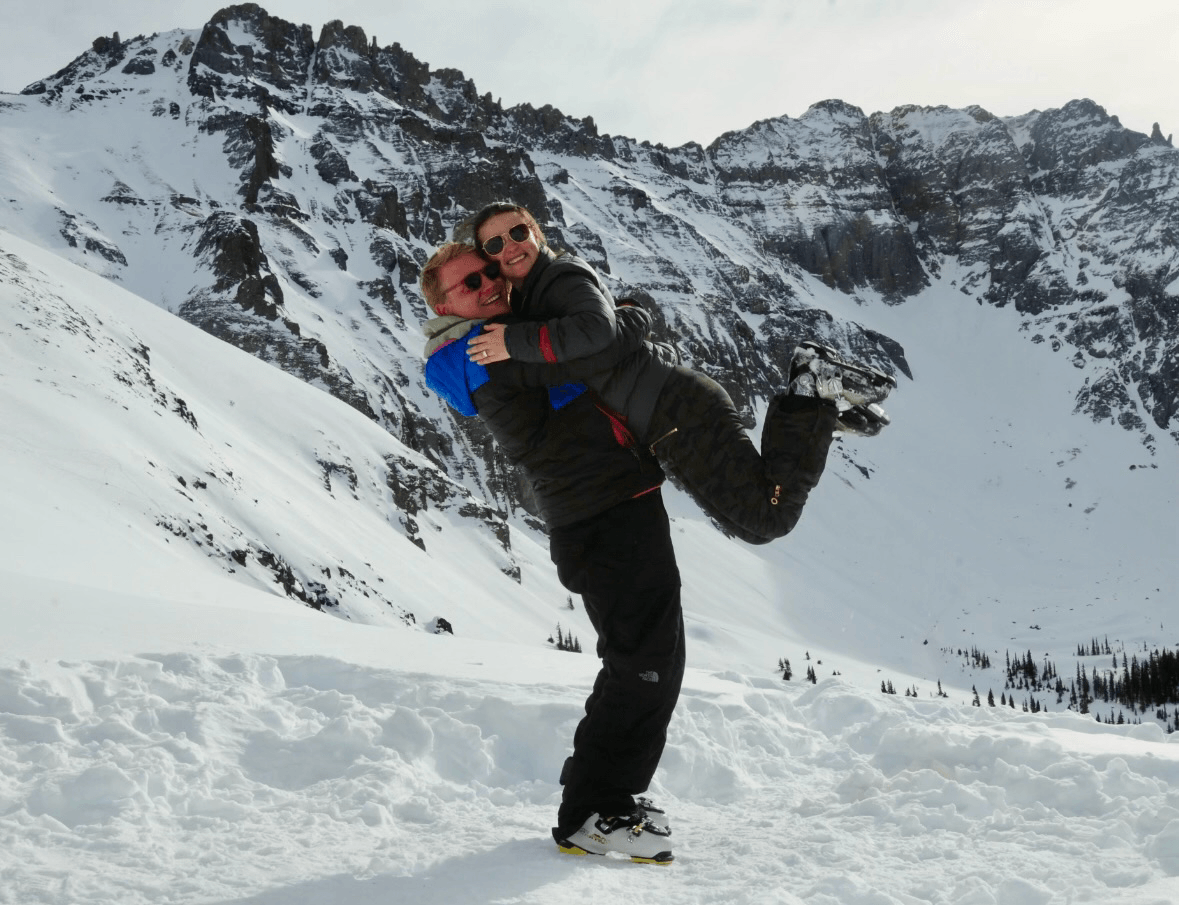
[3,217,1179,903]
[3,561,1179,904]
[0,228,565,637]
[5,221,1175,699]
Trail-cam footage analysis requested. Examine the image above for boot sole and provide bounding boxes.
[557,842,675,864]
[836,402,890,436]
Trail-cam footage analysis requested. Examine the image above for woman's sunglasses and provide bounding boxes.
[481,224,531,256]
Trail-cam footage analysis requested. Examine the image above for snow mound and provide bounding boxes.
[2,591,1177,904]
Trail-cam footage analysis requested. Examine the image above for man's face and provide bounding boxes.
[435,253,510,319]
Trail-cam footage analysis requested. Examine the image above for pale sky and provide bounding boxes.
[1,0,1176,148]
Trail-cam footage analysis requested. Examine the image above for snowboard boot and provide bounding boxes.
[789,341,896,436]
[556,809,674,864]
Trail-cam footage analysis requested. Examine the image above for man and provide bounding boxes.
[421,243,681,864]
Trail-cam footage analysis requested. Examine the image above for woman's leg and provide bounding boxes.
[646,367,838,543]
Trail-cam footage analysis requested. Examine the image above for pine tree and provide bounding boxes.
[987,689,995,707]
[552,623,582,652]
[972,686,981,707]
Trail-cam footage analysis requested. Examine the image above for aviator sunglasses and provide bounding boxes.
[481,223,531,256]
[447,261,501,295]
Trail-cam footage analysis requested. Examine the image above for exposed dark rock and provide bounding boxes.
[310,137,356,185]
[192,212,282,318]
[355,180,409,236]
[122,54,156,76]
[187,3,315,113]
[58,211,127,265]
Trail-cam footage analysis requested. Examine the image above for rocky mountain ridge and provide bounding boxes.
[4,3,1177,559]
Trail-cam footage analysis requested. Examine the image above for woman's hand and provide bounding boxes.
[467,322,511,364]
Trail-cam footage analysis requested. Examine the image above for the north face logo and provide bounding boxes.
[638,670,659,683]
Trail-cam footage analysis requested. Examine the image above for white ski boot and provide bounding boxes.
[789,341,897,437]
[557,809,674,864]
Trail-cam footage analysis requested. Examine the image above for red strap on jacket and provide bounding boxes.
[538,325,557,363]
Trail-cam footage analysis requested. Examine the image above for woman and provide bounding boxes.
[461,201,896,546]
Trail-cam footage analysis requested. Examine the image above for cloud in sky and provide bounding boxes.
[1,0,1175,147]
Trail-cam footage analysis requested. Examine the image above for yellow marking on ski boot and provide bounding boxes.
[556,843,593,856]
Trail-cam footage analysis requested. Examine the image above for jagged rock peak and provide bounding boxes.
[188,5,315,106]
[801,98,869,123]
[706,99,869,155]
[1019,97,1153,174]
[317,19,370,55]
[20,31,133,94]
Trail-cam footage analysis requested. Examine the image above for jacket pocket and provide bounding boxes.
[593,401,636,448]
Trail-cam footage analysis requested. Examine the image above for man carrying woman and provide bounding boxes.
[418,207,894,862]
[421,244,680,863]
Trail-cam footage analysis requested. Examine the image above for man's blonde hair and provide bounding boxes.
[420,242,480,313]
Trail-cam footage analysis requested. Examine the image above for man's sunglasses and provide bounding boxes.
[481,224,531,256]
[449,261,501,294]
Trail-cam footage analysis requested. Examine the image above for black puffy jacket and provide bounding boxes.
[425,307,665,528]
[505,249,676,442]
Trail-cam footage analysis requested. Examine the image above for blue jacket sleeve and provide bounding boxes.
[425,323,588,415]
[425,326,490,416]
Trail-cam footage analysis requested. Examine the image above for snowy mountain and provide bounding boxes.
[1,0,1176,713]
[3,229,1179,902]
[7,5,1179,463]
[2,7,1179,901]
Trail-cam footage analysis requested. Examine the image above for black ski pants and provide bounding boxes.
[548,490,684,840]
[645,367,838,546]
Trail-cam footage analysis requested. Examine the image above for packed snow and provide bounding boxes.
[3,196,1179,902]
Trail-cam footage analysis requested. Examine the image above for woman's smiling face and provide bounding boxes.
[477,211,541,285]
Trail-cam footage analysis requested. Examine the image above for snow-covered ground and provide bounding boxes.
[2,227,1179,904]
[4,570,1179,904]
